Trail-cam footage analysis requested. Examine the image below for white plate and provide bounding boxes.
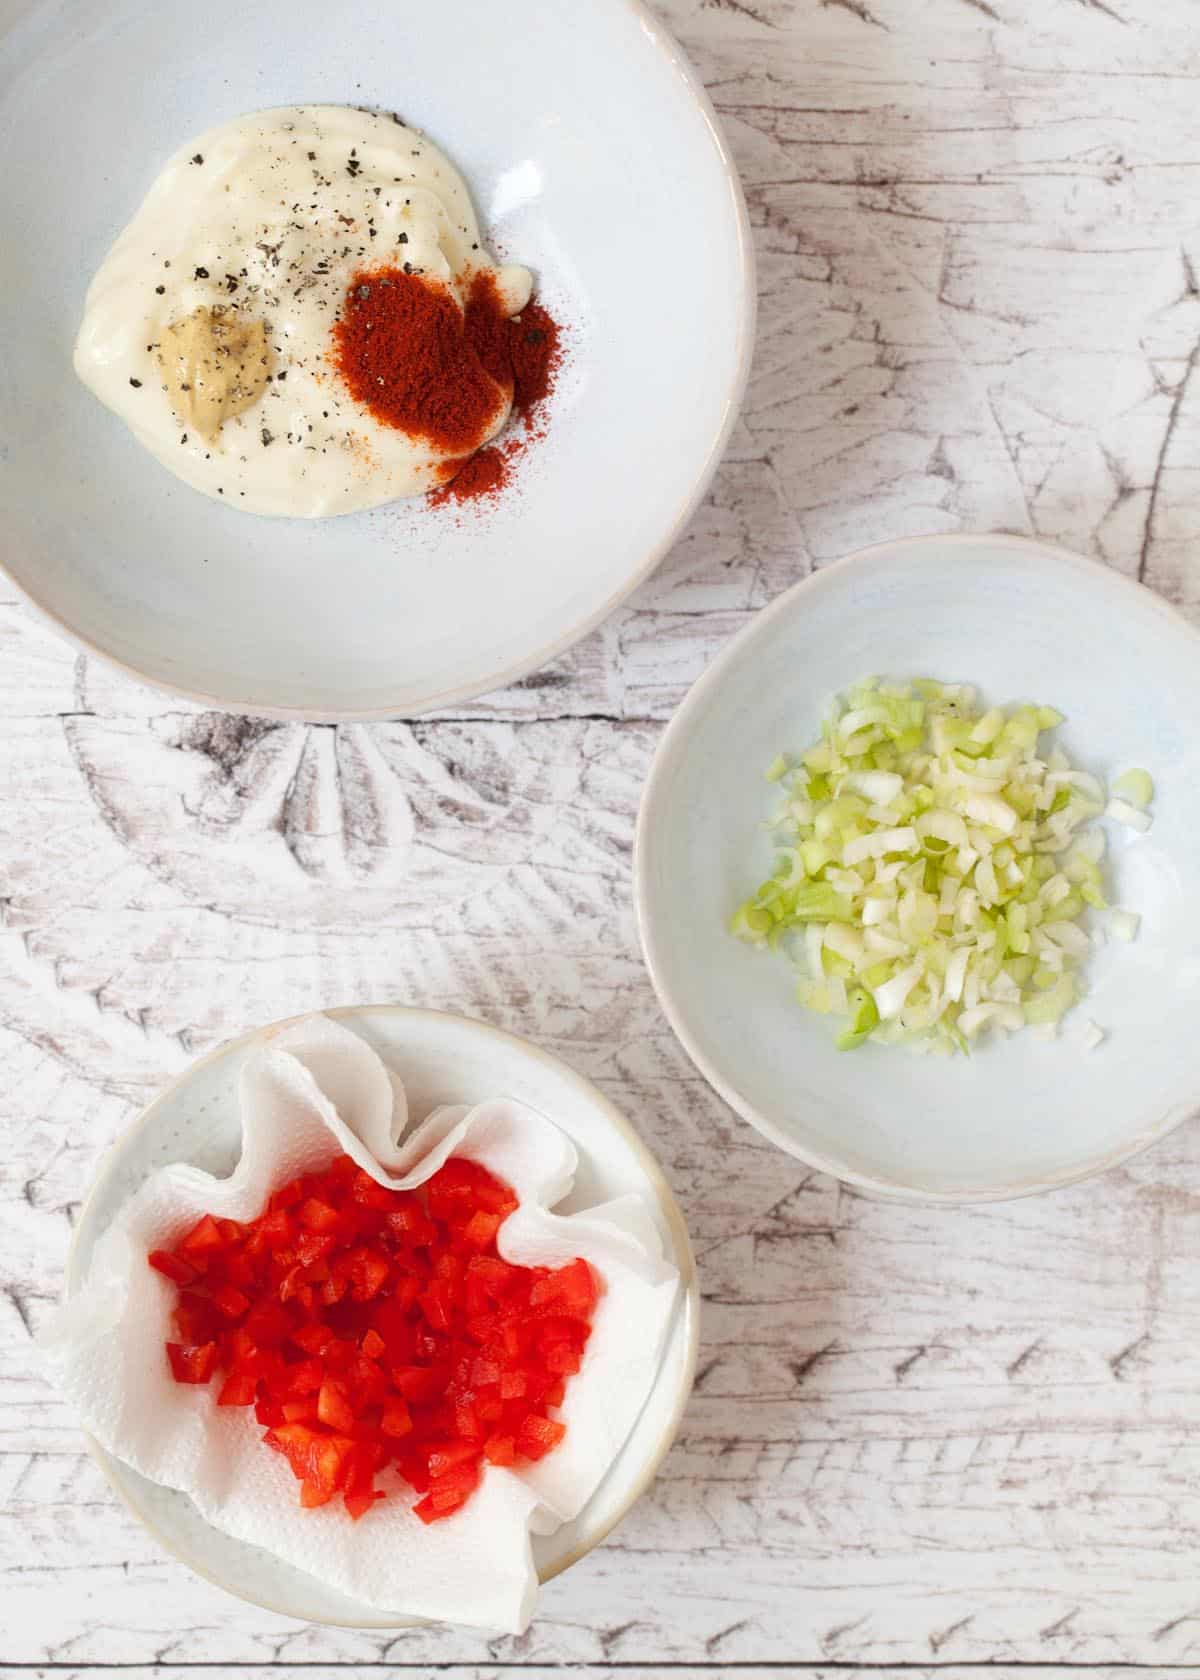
[0,0,752,718]
[635,532,1200,1203]
[67,1007,698,1626]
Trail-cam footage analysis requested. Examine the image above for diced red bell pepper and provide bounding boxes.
[396,1448,432,1494]
[283,1357,323,1397]
[290,1322,335,1356]
[349,1248,390,1302]
[427,1439,481,1478]
[344,1487,385,1520]
[429,1459,481,1510]
[530,1258,597,1317]
[516,1414,566,1461]
[317,1380,357,1434]
[296,1229,337,1267]
[461,1209,502,1250]
[154,1150,592,1527]
[351,1170,397,1211]
[391,1364,448,1404]
[385,1201,435,1246]
[178,1214,223,1257]
[454,1400,482,1440]
[148,1249,197,1286]
[418,1280,455,1332]
[166,1341,217,1384]
[241,1301,291,1348]
[212,1283,251,1320]
[298,1198,340,1234]
[545,1341,583,1376]
[172,1292,218,1344]
[381,1396,413,1439]
[217,1369,259,1407]
[260,1206,295,1243]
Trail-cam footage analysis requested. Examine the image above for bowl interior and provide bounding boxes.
[0,0,748,715]
[68,1007,697,1625]
[637,534,1200,1201]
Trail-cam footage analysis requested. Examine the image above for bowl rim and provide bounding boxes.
[1,0,755,722]
[634,528,1200,1206]
[66,1002,700,1627]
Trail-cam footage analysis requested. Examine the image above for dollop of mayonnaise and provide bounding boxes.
[74,106,532,517]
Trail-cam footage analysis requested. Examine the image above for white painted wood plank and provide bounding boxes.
[8,1673,1199,1680]
[5,0,1200,1669]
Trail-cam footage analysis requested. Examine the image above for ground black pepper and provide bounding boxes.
[129,377,142,388]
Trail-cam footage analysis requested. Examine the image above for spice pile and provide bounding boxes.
[150,1152,598,1523]
[331,267,563,508]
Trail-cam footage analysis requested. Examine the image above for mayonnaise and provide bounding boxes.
[75,106,532,517]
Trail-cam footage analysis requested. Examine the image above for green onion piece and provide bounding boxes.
[836,987,879,1050]
[1112,768,1154,809]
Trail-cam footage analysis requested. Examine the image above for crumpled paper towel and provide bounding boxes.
[39,1013,681,1632]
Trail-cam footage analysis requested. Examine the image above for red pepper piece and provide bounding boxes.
[418,1280,455,1332]
[178,1214,223,1257]
[516,1414,566,1461]
[217,1369,258,1407]
[166,1341,217,1384]
[317,1380,357,1434]
[298,1198,340,1233]
[212,1284,251,1321]
[148,1249,197,1286]
[381,1396,413,1439]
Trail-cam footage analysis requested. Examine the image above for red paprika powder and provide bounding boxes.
[428,298,564,509]
[330,263,564,509]
[331,269,509,453]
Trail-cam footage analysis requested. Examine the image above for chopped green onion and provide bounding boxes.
[836,986,879,1050]
[1109,909,1140,943]
[731,677,1151,1052]
[1106,796,1152,832]
[1112,768,1154,808]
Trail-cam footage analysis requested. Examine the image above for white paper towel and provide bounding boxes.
[39,1014,681,1632]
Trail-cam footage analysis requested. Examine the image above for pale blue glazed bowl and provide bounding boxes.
[636,533,1200,1203]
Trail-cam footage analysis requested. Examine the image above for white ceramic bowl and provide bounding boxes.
[68,1006,698,1626]
[635,532,1200,1203]
[0,0,751,718]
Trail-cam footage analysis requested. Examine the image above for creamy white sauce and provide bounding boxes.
[75,105,532,517]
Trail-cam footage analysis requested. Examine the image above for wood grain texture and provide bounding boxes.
[5,0,1200,1669]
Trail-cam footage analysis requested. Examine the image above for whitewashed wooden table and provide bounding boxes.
[5,1,1200,1674]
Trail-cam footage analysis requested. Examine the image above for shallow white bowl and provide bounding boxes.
[68,1006,698,1626]
[635,532,1200,1203]
[0,0,751,718]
